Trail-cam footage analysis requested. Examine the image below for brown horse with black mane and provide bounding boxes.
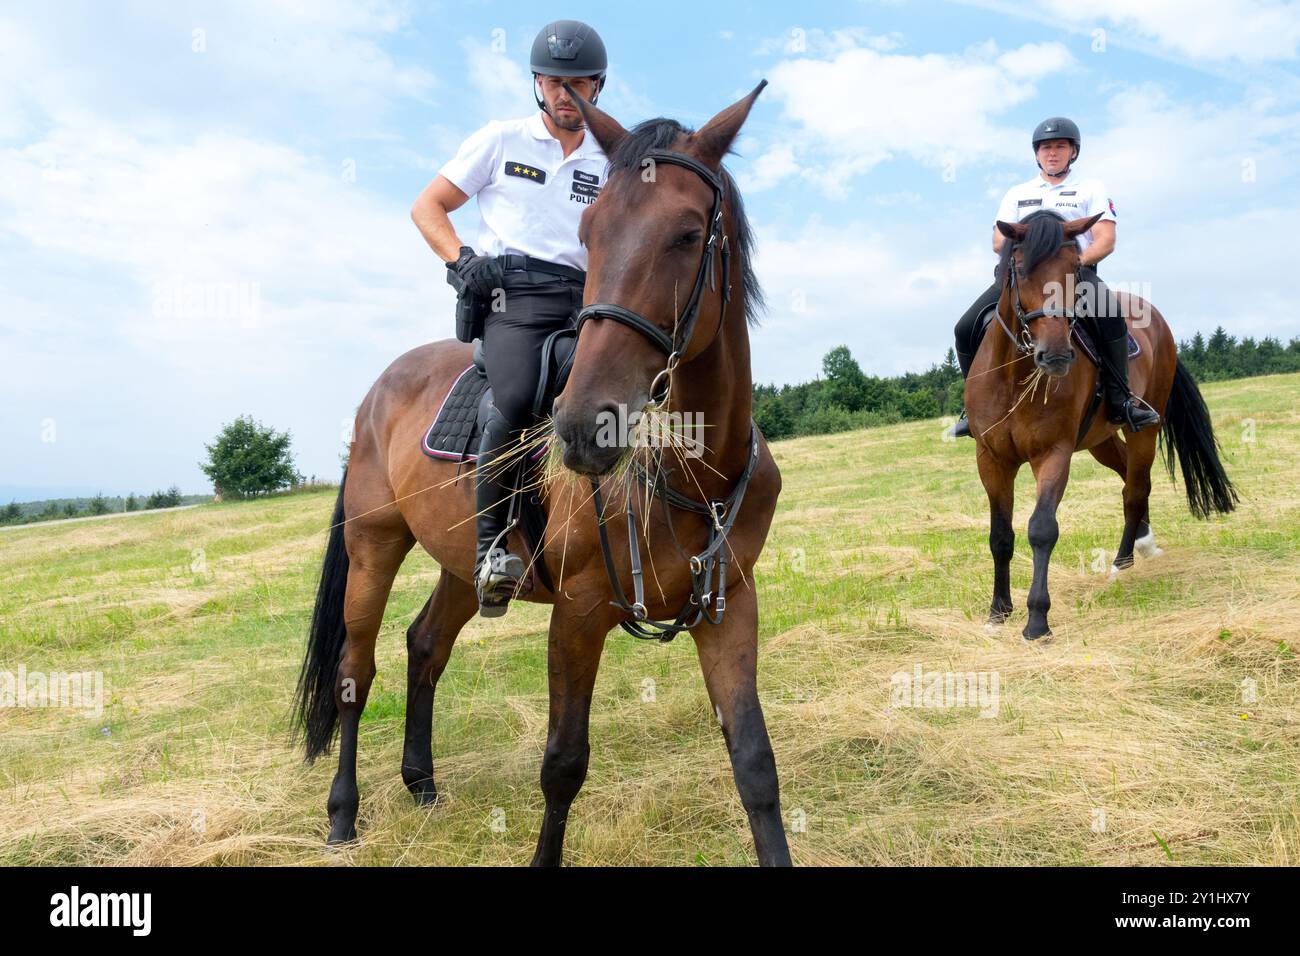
[293,81,792,865]
[965,208,1238,642]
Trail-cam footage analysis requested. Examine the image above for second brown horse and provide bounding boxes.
[966,209,1237,641]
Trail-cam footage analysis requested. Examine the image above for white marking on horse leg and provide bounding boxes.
[1135,529,1163,559]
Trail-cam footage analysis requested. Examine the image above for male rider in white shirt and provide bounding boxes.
[411,20,611,615]
[951,117,1160,436]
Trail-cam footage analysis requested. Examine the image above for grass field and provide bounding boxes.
[2,372,1298,866]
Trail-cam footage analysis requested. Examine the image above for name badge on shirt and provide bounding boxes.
[570,169,601,204]
[505,161,547,184]
[1060,190,1077,196]
[1017,198,1042,208]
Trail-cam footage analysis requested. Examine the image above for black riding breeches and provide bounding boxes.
[480,273,584,430]
[1076,265,1126,341]
[954,279,1001,358]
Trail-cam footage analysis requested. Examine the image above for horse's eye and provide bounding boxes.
[672,230,701,249]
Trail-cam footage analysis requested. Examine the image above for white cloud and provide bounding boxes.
[750,218,991,381]
[749,39,1074,195]
[1042,0,1300,62]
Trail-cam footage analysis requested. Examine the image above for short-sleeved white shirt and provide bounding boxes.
[994,173,1117,251]
[438,111,608,271]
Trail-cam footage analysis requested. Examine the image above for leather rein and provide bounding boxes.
[572,149,759,641]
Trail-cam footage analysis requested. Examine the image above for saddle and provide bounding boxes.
[420,328,578,591]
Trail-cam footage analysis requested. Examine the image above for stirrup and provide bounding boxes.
[948,411,971,439]
[475,546,525,617]
[1108,397,1160,432]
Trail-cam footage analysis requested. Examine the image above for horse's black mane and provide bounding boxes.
[607,118,764,325]
[999,208,1072,278]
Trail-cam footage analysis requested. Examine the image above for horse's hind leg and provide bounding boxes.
[402,569,478,805]
[1114,430,1161,572]
[327,524,414,844]
[1088,436,1137,571]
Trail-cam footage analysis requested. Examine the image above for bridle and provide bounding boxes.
[994,241,1082,355]
[571,148,756,642]
[574,149,732,403]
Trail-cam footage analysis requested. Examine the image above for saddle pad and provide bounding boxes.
[421,365,549,463]
[1071,325,1141,366]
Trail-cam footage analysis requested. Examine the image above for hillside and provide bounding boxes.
[1,372,1297,865]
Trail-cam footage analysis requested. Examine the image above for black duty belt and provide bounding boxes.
[498,254,586,284]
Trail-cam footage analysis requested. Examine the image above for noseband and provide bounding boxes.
[574,149,732,400]
[995,243,1081,355]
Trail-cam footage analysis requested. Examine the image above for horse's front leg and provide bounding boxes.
[691,583,791,866]
[976,450,1017,625]
[531,602,610,867]
[1024,444,1073,641]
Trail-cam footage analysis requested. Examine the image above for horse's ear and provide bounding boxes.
[563,81,628,156]
[1063,212,1105,240]
[691,79,768,169]
[997,220,1028,240]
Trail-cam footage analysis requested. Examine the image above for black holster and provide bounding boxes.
[446,264,490,344]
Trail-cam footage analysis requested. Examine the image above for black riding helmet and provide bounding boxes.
[530,20,607,111]
[1032,116,1081,171]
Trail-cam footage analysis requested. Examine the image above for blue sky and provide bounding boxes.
[3,0,1298,499]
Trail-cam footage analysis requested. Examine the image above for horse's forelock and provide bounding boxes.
[1010,209,1071,275]
[598,117,764,325]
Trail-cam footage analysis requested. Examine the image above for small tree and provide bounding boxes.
[200,415,300,499]
[2,502,21,524]
[88,492,110,515]
[125,493,138,512]
[62,502,78,517]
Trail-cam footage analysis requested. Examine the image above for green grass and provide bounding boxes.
[1,372,1298,866]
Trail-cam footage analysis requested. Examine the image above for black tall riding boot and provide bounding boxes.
[473,407,525,617]
[951,346,975,438]
[1101,330,1161,431]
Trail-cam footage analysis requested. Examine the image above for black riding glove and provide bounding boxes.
[453,246,504,299]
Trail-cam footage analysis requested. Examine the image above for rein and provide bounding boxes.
[574,149,753,642]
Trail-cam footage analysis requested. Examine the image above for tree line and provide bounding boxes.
[1,487,189,526]
[753,329,1300,442]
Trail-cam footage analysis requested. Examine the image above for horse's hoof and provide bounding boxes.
[327,819,358,845]
[408,780,439,807]
[1021,626,1053,645]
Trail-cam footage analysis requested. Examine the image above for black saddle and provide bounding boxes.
[419,328,578,594]
[421,328,577,463]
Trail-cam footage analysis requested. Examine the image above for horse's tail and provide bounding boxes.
[1159,361,1239,519]
[293,467,350,763]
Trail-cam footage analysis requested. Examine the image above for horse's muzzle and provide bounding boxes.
[1034,347,1076,377]
[554,400,627,476]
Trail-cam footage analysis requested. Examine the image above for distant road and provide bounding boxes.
[0,503,200,532]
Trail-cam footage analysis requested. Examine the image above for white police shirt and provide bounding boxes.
[439,111,608,272]
[995,173,1117,251]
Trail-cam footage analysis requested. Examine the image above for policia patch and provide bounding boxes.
[504,161,547,184]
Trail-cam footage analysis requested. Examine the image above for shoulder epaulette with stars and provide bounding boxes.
[504,161,547,184]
